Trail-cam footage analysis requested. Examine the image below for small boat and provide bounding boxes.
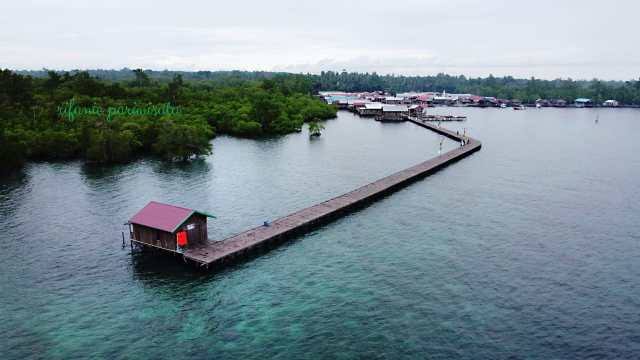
[513,105,526,110]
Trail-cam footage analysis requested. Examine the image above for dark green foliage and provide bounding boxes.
[131,69,151,87]
[0,69,336,171]
[232,121,262,136]
[153,115,213,161]
[308,121,324,137]
[199,82,334,137]
[28,129,80,159]
[16,69,640,105]
[84,124,142,163]
[0,127,29,170]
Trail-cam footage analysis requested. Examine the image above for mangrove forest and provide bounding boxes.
[0,69,337,171]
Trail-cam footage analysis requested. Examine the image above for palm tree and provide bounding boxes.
[308,120,324,137]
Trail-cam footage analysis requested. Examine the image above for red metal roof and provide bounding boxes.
[129,201,195,233]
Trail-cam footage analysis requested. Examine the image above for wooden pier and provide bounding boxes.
[405,115,467,122]
[178,120,481,269]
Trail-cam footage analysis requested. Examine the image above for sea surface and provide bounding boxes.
[1,108,639,359]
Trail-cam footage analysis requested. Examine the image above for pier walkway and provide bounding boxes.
[183,120,481,268]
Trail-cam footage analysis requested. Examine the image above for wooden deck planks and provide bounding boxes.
[183,119,481,267]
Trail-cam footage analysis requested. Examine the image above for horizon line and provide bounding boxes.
[6,67,638,83]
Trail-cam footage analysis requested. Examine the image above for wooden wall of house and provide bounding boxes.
[176,213,208,245]
[131,214,208,251]
[132,225,176,251]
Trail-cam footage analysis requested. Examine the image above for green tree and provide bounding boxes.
[153,116,213,161]
[166,74,183,102]
[131,69,151,87]
[308,121,324,137]
[0,128,28,170]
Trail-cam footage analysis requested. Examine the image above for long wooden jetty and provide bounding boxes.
[182,120,481,269]
[407,114,467,122]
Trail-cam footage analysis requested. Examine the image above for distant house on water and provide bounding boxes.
[535,99,552,107]
[377,105,409,121]
[408,104,424,117]
[575,98,593,108]
[551,99,568,107]
[357,103,383,117]
[383,96,404,104]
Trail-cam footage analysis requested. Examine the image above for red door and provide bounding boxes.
[176,231,188,248]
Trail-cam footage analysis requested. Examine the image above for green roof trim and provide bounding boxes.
[170,210,217,233]
[195,210,217,219]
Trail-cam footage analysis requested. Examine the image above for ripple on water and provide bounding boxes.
[2,109,640,359]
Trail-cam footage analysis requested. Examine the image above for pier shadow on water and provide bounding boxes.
[129,248,210,282]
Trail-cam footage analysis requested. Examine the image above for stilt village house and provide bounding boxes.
[128,201,215,253]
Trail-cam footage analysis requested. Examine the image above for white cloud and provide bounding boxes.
[1,0,639,79]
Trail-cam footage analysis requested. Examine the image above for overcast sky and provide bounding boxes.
[2,0,638,80]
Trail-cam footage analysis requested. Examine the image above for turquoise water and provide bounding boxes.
[1,109,640,359]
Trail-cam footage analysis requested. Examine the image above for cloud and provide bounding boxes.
[1,0,639,79]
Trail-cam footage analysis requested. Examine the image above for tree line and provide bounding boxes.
[18,69,640,104]
[314,71,640,105]
[0,69,337,172]
[4,67,640,172]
